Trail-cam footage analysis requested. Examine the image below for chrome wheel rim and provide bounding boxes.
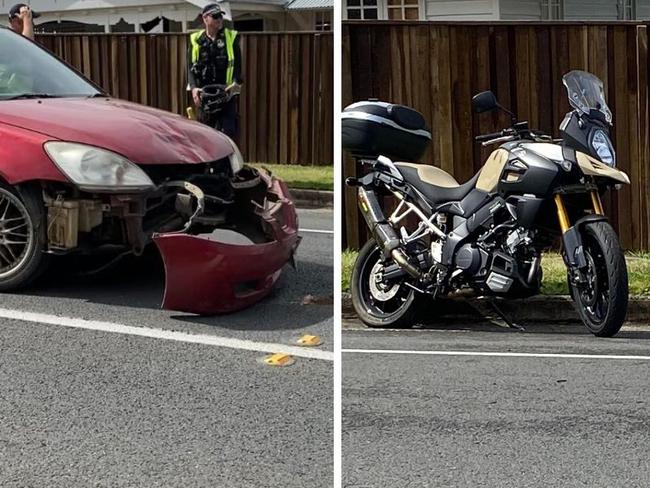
[0,189,34,279]
[358,246,413,318]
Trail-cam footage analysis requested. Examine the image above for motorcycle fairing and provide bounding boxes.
[153,172,300,315]
[476,149,509,192]
[575,151,630,184]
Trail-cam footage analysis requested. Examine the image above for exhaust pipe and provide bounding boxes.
[357,187,422,280]
[390,249,422,279]
[527,256,541,285]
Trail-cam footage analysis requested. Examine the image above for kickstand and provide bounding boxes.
[486,299,525,332]
[468,297,526,331]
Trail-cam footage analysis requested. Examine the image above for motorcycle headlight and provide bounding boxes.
[44,142,155,192]
[591,130,616,167]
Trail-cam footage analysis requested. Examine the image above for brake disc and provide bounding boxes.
[369,261,400,301]
[580,251,599,311]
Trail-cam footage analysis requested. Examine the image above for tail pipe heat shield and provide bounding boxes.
[357,187,422,279]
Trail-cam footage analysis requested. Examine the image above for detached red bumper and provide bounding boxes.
[153,175,300,315]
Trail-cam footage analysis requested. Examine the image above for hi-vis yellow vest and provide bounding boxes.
[189,28,238,85]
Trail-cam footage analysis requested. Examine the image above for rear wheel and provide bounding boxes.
[567,221,628,337]
[0,183,49,291]
[351,240,419,328]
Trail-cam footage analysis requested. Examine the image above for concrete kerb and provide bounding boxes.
[290,188,333,208]
[342,293,650,324]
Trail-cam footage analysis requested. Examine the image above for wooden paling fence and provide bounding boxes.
[343,21,650,251]
[37,32,333,166]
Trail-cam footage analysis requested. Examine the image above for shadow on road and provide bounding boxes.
[387,297,650,339]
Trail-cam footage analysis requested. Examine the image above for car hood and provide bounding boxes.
[0,97,233,165]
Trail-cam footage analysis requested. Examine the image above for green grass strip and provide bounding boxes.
[342,250,650,296]
[251,163,333,191]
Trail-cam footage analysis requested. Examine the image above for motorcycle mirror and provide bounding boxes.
[472,91,499,114]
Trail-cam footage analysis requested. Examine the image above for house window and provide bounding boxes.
[387,0,420,20]
[346,0,379,20]
[315,11,332,30]
[541,0,562,20]
[618,0,635,20]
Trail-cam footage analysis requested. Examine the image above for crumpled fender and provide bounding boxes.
[153,172,300,315]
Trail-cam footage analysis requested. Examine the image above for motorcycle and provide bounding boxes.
[342,70,630,337]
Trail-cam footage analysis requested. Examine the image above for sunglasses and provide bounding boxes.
[210,13,223,19]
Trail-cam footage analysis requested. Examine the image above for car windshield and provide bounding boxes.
[562,70,612,123]
[0,28,101,100]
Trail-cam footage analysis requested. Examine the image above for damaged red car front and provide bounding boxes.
[0,27,300,313]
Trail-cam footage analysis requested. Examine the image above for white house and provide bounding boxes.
[343,0,650,21]
[5,0,331,32]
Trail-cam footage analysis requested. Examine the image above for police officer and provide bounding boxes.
[8,3,39,40]
[187,3,242,140]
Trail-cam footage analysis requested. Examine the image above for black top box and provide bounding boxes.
[342,101,431,162]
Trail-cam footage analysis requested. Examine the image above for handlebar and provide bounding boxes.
[481,135,516,147]
[475,131,505,142]
[475,126,553,146]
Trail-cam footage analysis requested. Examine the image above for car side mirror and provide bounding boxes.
[472,91,499,114]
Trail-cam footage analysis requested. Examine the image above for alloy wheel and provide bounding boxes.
[0,189,34,279]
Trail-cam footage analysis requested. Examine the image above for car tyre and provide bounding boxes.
[0,182,49,291]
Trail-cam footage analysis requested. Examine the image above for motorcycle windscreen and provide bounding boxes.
[562,70,612,123]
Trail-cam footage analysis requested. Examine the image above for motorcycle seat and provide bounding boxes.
[394,162,479,204]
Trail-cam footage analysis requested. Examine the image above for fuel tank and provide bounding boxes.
[490,142,562,197]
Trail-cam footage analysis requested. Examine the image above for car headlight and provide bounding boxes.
[591,130,616,167]
[44,142,155,192]
[218,133,244,174]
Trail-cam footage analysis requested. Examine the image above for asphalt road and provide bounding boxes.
[343,317,650,488]
[0,208,333,488]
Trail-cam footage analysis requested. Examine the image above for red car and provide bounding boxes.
[0,27,300,314]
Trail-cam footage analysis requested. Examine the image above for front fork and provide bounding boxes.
[554,190,604,233]
[554,190,605,277]
[590,190,605,216]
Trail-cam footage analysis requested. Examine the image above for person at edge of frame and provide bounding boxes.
[8,3,39,40]
[187,3,243,141]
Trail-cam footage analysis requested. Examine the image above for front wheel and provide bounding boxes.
[0,183,49,291]
[351,240,419,328]
[568,221,628,337]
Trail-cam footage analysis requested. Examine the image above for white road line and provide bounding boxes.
[300,228,334,234]
[0,308,333,361]
[342,349,650,360]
